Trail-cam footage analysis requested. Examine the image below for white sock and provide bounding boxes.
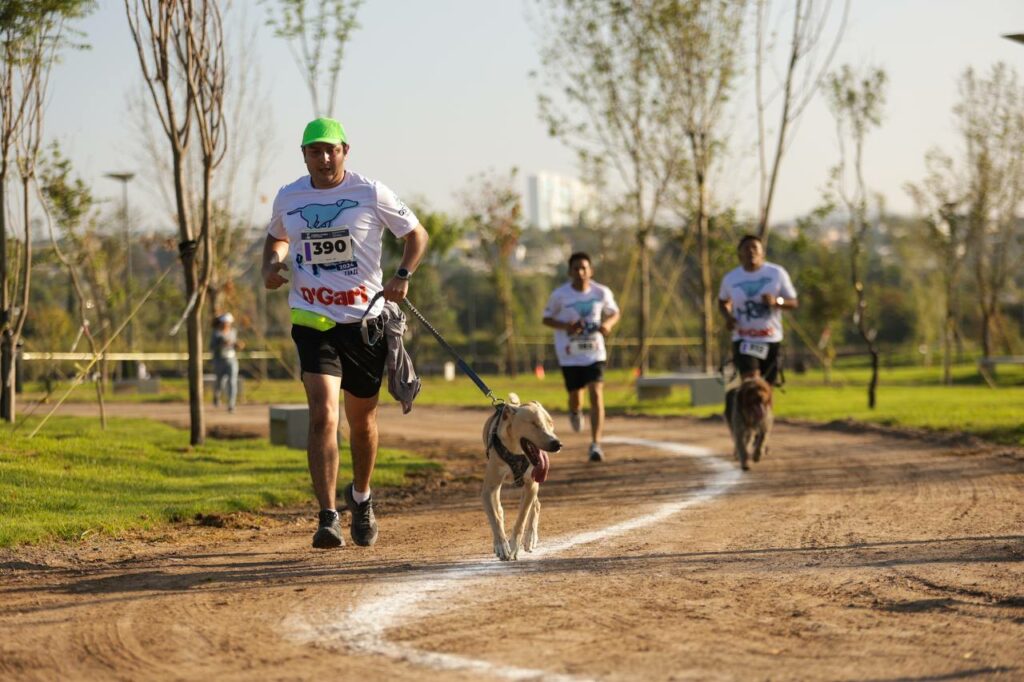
[352,487,371,505]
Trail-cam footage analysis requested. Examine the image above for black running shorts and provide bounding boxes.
[731,340,781,385]
[291,319,387,398]
[561,362,606,392]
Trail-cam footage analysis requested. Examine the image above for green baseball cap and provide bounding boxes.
[301,117,347,146]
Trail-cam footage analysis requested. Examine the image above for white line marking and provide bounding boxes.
[286,436,741,681]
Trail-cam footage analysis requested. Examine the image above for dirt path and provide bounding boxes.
[2,402,1022,681]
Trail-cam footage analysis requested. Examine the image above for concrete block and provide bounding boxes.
[269,404,343,450]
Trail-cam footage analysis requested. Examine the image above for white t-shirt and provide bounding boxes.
[718,262,797,343]
[267,170,418,324]
[543,281,620,366]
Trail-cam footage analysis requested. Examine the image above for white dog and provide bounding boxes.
[481,393,562,561]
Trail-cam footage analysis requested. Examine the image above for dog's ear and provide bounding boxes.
[501,404,516,421]
[507,392,521,406]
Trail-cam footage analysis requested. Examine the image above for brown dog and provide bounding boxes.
[727,377,773,471]
[481,393,562,561]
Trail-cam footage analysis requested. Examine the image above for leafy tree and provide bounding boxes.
[652,0,747,373]
[532,0,691,374]
[0,0,94,422]
[825,64,887,408]
[38,143,110,426]
[904,149,969,384]
[954,63,1024,359]
[459,169,523,376]
[262,0,362,116]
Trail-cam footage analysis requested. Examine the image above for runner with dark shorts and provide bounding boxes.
[718,234,798,418]
[543,252,620,463]
[262,117,429,550]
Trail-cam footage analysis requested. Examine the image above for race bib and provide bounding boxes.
[301,229,355,267]
[569,338,597,355]
[739,341,770,359]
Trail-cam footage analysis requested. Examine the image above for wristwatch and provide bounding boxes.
[395,267,411,280]
[775,296,785,307]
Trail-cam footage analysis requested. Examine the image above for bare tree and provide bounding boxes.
[38,146,109,427]
[532,0,690,374]
[0,0,93,422]
[459,169,523,377]
[755,0,849,242]
[904,150,968,385]
[262,0,362,116]
[954,63,1024,360]
[825,64,887,409]
[652,0,747,373]
[126,0,226,445]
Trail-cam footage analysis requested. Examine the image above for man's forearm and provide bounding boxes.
[263,235,288,271]
[399,224,429,273]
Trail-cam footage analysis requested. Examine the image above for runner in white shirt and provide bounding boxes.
[717,234,798,385]
[542,252,620,463]
[262,117,429,551]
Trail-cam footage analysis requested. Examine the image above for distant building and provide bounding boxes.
[526,171,596,231]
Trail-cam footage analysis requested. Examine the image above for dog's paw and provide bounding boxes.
[754,445,769,462]
[494,540,514,561]
[523,530,538,552]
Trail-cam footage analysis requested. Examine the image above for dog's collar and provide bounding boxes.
[488,404,530,488]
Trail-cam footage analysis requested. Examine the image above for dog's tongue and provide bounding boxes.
[531,449,550,483]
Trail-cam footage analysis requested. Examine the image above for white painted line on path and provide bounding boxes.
[286,436,742,681]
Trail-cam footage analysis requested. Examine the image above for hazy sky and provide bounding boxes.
[44,0,1024,231]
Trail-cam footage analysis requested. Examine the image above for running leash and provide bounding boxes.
[401,297,502,406]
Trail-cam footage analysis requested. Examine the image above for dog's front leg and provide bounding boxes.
[731,414,749,470]
[482,459,512,560]
[511,481,540,558]
[522,487,541,553]
[753,411,773,462]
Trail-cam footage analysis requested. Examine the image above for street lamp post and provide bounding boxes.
[105,172,135,377]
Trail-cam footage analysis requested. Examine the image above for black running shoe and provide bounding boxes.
[311,509,344,549]
[343,482,378,547]
[588,443,605,463]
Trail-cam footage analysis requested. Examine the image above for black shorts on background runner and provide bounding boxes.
[561,362,605,392]
[732,340,781,385]
[291,319,386,398]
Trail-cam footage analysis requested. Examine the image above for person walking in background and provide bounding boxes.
[262,116,429,551]
[542,252,620,463]
[210,313,241,412]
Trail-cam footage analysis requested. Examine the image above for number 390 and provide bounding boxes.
[312,239,347,256]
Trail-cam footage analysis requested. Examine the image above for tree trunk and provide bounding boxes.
[171,143,205,445]
[636,229,650,375]
[696,173,714,374]
[1,172,11,422]
[867,343,879,409]
[183,246,205,446]
[942,270,954,386]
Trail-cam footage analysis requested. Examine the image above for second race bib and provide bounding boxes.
[739,340,770,359]
[569,337,597,355]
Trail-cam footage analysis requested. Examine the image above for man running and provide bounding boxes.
[718,233,798,385]
[262,117,429,550]
[542,252,620,462]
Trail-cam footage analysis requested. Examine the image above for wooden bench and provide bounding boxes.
[268,405,343,450]
[635,373,725,406]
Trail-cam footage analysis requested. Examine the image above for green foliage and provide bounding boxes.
[0,416,438,546]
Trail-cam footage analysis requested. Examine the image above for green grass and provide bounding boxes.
[0,417,439,547]
[410,365,1024,446]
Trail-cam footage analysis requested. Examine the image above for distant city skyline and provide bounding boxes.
[40,1,1024,234]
